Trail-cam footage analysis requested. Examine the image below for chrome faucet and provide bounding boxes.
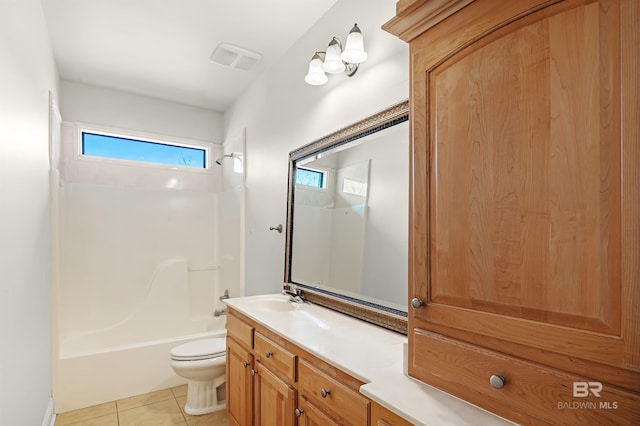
[214,308,227,317]
[282,284,304,304]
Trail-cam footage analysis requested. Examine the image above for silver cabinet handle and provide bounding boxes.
[490,375,505,389]
[411,298,424,309]
[251,369,257,376]
[265,351,272,358]
[295,408,304,417]
[320,388,330,398]
[242,361,249,368]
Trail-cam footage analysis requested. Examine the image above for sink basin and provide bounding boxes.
[249,295,302,312]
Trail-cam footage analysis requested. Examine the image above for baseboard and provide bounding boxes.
[42,398,56,426]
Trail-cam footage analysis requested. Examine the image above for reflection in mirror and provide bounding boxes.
[293,159,371,295]
[285,100,409,334]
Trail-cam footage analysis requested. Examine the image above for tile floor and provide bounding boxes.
[54,385,229,426]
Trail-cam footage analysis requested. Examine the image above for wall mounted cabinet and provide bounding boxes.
[383,0,639,424]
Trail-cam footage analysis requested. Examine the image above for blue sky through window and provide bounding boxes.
[82,132,206,168]
[295,167,324,188]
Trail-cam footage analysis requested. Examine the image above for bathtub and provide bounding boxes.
[52,257,237,412]
[54,315,226,413]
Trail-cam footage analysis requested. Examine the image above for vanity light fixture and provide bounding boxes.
[304,24,368,86]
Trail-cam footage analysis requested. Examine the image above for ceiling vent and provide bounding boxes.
[210,43,262,71]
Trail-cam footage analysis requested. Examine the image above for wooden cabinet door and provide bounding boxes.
[253,361,296,426]
[227,337,254,426]
[297,396,340,426]
[405,0,639,421]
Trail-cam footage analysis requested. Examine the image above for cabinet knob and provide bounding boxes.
[265,351,272,358]
[295,408,304,417]
[411,298,424,309]
[490,375,505,389]
[251,369,257,376]
[320,388,331,398]
[242,361,249,368]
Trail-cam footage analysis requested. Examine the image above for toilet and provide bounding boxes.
[169,338,227,415]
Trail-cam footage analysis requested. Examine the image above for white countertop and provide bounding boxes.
[224,294,513,426]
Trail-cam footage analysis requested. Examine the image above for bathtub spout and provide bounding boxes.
[219,289,230,301]
[214,308,227,317]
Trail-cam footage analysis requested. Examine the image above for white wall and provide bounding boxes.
[61,80,224,143]
[0,0,59,424]
[224,0,409,295]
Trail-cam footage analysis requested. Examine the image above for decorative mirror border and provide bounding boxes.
[284,99,409,334]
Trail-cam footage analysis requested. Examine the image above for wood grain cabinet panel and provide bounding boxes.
[297,396,341,426]
[226,309,375,425]
[298,359,370,426]
[371,402,413,426]
[226,337,254,426]
[384,0,639,424]
[254,332,297,382]
[254,361,296,426]
[227,312,254,350]
[413,330,639,425]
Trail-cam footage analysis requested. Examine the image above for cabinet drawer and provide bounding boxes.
[371,402,413,426]
[254,332,296,382]
[299,359,369,425]
[227,312,254,350]
[412,330,640,425]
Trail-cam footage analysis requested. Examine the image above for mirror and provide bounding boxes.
[284,100,409,334]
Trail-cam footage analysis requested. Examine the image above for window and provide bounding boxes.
[342,178,368,197]
[81,132,207,169]
[295,167,325,188]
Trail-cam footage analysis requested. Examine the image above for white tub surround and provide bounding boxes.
[224,294,513,426]
[55,326,226,413]
[53,254,228,413]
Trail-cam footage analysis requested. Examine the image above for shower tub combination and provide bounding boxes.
[53,260,230,413]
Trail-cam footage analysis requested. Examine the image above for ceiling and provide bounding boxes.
[42,0,338,112]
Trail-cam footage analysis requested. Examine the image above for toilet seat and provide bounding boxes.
[170,338,226,361]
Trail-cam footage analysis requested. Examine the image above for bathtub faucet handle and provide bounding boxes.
[219,289,230,301]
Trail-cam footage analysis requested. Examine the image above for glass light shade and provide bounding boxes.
[304,54,328,85]
[341,24,367,64]
[322,38,345,74]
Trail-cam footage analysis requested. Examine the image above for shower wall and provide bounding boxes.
[51,84,245,409]
[57,182,219,341]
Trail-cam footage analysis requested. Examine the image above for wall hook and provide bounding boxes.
[269,224,283,233]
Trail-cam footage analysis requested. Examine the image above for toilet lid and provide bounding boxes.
[170,338,226,361]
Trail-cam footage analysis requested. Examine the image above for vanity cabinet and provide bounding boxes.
[297,396,341,426]
[253,360,296,426]
[298,359,369,425]
[226,309,373,426]
[254,332,297,382]
[253,331,297,426]
[371,402,413,426]
[383,0,640,424]
[228,312,297,426]
[226,336,254,426]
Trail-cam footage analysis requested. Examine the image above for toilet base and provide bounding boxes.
[183,375,226,415]
[184,400,225,416]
